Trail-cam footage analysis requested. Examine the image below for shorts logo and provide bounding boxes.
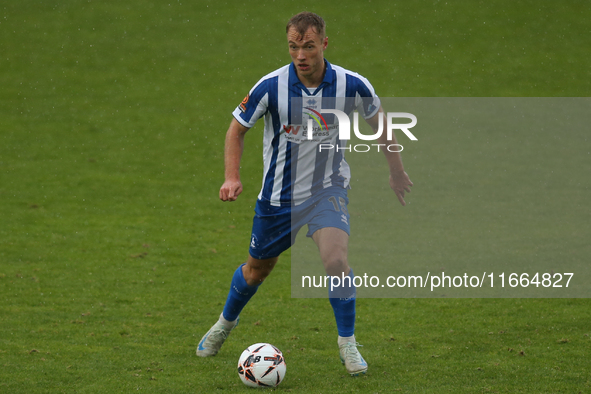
[250,234,257,249]
[239,94,249,113]
[340,214,349,225]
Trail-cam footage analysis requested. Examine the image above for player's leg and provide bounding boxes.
[222,255,278,321]
[196,255,278,357]
[197,199,291,357]
[312,227,367,376]
[312,226,350,276]
[312,227,357,342]
[306,187,367,375]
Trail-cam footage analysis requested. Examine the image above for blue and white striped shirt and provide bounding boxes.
[233,60,379,207]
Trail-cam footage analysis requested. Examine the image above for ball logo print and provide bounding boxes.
[237,343,287,388]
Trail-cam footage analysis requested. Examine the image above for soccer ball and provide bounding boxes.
[237,343,286,388]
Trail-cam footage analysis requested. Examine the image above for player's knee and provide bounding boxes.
[244,259,276,286]
[324,256,348,277]
[246,268,270,286]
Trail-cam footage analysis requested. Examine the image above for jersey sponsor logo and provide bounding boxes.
[239,94,250,113]
[281,123,337,144]
[282,125,301,135]
[304,107,329,132]
[279,106,335,144]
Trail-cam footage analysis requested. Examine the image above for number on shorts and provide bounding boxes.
[328,196,348,216]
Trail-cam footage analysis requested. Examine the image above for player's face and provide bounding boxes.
[287,26,328,84]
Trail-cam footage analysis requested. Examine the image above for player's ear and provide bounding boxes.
[323,36,328,50]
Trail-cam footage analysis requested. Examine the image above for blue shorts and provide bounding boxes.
[249,187,350,260]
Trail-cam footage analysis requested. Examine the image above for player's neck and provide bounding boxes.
[298,77,321,88]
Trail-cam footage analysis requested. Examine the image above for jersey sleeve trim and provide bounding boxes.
[232,111,252,128]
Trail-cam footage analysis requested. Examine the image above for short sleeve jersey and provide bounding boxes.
[233,60,380,207]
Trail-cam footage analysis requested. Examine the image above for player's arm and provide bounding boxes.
[365,107,413,206]
[219,118,250,202]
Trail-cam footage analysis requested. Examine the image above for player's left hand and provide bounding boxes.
[389,171,413,206]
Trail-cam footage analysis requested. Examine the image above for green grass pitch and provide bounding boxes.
[1,0,590,392]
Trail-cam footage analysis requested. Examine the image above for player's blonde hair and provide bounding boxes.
[286,12,326,40]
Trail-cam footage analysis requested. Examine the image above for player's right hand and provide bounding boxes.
[219,179,243,201]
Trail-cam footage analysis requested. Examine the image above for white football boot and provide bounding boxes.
[196,316,239,357]
[339,342,368,376]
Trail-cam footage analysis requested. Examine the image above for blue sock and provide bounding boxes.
[222,264,260,322]
[328,269,356,337]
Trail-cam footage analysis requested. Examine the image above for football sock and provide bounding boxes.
[222,263,260,322]
[329,268,356,337]
[217,312,238,330]
[338,334,356,347]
